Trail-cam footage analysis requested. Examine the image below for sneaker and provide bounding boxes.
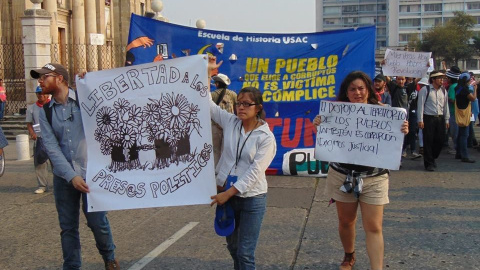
[34,188,45,194]
[425,165,435,171]
[461,158,476,163]
[339,251,355,270]
[411,152,422,159]
[447,149,456,155]
[105,259,120,270]
[402,150,407,158]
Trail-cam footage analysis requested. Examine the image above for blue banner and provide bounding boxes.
[127,14,376,174]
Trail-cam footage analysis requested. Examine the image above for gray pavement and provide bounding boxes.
[0,138,479,270]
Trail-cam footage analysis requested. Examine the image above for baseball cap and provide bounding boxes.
[212,73,231,86]
[35,86,43,93]
[374,74,386,82]
[30,63,69,81]
[459,72,470,81]
[214,202,235,236]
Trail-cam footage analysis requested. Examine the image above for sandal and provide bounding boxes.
[339,251,355,270]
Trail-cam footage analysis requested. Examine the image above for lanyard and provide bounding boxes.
[235,121,258,167]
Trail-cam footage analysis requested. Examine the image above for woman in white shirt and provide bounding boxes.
[209,86,277,270]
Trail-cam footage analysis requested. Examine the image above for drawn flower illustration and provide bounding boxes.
[160,93,190,130]
[113,98,130,115]
[121,126,137,149]
[142,102,161,123]
[127,104,143,127]
[96,106,118,132]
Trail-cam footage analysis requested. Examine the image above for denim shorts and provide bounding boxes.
[325,168,389,205]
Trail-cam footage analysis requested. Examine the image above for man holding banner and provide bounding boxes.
[31,63,120,270]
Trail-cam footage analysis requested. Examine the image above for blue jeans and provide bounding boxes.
[53,175,116,269]
[0,101,4,119]
[226,193,267,270]
[456,125,470,159]
[449,115,458,149]
[403,111,418,153]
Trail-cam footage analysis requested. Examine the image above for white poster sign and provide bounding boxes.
[76,55,216,212]
[382,49,431,78]
[90,33,105,45]
[314,101,407,170]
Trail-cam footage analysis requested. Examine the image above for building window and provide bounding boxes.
[377,16,386,23]
[424,4,442,12]
[324,6,341,14]
[475,16,480,24]
[444,3,463,11]
[359,5,375,12]
[324,18,340,25]
[466,59,478,69]
[400,5,420,12]
[377,41,386,48]
[423,18,442,27]
[359,17,375,24]
[377,28,387,35]
[377,4,386,11]
[400,18,421,27]
[399,33,419,42]
[342,17,358,25]
[467,2,480,10]
[342,5,358,14]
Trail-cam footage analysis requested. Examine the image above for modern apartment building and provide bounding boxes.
[316,0,480,69]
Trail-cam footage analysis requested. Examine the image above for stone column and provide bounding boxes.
[21,4,51,106]
[85,0,98,71]
[73,0,87,73]
[43,0,58,45]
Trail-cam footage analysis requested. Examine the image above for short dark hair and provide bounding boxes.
[337,71,378,104]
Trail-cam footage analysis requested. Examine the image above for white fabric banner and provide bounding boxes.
[282,148,328,177]
[76,55,216,212]
[382,49,431,78]
[314,101,407,170]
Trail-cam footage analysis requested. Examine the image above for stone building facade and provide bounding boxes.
[0,0,154,113]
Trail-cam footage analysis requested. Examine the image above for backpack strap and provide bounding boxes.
[424,85,431,107]
[42,88,79,127]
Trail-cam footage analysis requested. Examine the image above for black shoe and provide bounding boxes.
[455,155,461,159]
[425,165,435,171]
[461,158,476,163]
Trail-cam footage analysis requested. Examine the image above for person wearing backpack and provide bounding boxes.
[417,71,450,171]
[454,72,477,163]
[30,63,120,270]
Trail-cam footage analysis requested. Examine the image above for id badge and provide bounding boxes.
[226,175,238,188]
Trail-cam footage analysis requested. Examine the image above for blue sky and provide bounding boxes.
[161,0,316,33]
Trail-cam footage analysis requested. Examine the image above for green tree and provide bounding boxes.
[419,11,476,67]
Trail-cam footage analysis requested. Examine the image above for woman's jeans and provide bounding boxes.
[456,125,470,159]
[226,193,267,270]
[53,175,116,269]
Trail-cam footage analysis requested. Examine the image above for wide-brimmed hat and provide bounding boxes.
[30,63,68,81]
[418,77,429,85]
[430,71,445,78]
[212,73,231,86]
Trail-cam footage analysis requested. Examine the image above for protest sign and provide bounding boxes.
[314,101,407,170]
[76,55,216,212]
[127,14,376,174]
[382,49,431,78]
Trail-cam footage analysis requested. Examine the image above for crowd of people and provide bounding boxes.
[0,56,475,270]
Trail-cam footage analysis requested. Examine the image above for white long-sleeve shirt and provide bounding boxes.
[209,97,276,197]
